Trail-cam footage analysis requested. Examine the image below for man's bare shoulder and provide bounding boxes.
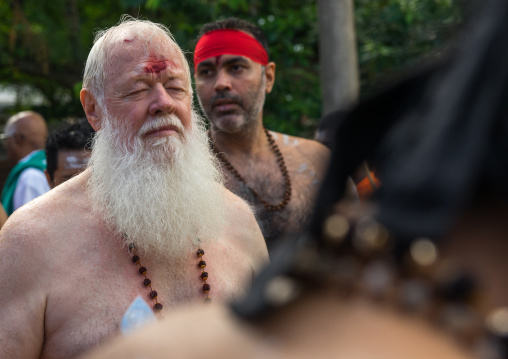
[1,170,91,246]
[0,170,94,359]
[270,131,329,152]
[0,184,65,287]
[219,187,269,266]
[0,206,46,358]
[222,186,254,214]
[221,186,261,235]
[270,131,330,174]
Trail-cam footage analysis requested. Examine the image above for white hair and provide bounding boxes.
[82,15,192,106]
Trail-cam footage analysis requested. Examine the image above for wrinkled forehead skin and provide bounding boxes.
[107,38,175,76]
[84,24,193,104]
[105,29,191,89]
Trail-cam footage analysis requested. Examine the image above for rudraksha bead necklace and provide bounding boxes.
[197,248,212,303]
[210,128,292,211]
[127,242,212,314]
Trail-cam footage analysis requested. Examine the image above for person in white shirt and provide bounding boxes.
[0,111,49,215]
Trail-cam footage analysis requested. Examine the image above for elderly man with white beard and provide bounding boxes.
[0,17,268,359]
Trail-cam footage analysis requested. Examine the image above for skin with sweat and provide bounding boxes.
[0,37,267,359]
[196,45,330,249]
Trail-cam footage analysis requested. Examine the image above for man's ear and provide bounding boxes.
[12,132,24,146]
[80,89,102,131]
[44,170,54,189]
[265,62,276,94]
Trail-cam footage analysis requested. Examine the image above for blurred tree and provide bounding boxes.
[356,0,464,96]
[318,0,359,116]
[0,0,463,136]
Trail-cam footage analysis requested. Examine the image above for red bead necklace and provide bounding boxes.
[128,242,211,313]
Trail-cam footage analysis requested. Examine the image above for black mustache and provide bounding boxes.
[211,93,243,107]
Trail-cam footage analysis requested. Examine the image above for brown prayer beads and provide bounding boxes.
[128,243,163,313]
[127,241,213,314]
[210,128,292,212]
[198,248,212,304]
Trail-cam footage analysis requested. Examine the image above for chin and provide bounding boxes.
[212,116,246,133]
[143,136,184,163]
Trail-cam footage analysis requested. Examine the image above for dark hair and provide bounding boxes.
[45,118,95,181]
[197,17,270,57]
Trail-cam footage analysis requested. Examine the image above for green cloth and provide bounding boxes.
[1,150,47,215]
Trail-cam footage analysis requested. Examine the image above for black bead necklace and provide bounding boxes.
[210,128,292,211]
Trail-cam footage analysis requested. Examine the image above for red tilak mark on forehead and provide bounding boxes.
[215,55,223,66]
[124,38,133,43]
[144,61,168,74]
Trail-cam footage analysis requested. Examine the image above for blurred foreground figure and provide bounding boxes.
[81,0,508,358]
[0,17,267,359]
[0,111,49,215]
[45,118,95,188]
[316,109,380,199]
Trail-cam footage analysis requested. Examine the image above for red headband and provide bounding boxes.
[194,29,269,71]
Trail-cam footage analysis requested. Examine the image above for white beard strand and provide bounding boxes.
[88,110,226,260]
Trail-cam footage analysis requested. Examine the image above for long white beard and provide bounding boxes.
[88,110,226,260]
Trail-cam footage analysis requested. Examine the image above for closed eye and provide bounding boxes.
[126,88,148,97]
[166,86,185,91]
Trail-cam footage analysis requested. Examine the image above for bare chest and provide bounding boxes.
[41,236,253,359]
[222,154,322,249]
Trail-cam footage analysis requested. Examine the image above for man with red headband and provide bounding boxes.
[194,18,330,251]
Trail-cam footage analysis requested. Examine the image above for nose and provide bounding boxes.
[148,83,176,117]
[214,69,232,92]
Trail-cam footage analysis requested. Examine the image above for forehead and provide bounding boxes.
[199,54,253,67]
[106,37,188,83]
[58,149,90,169]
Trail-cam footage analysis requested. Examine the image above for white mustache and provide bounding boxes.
[137,114,185,138]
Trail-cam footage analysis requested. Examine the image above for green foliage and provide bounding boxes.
[0,0,463,136]
[355,0,464,96]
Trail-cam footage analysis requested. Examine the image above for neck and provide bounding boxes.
[16,148,38,163]
[211,122,266,155]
